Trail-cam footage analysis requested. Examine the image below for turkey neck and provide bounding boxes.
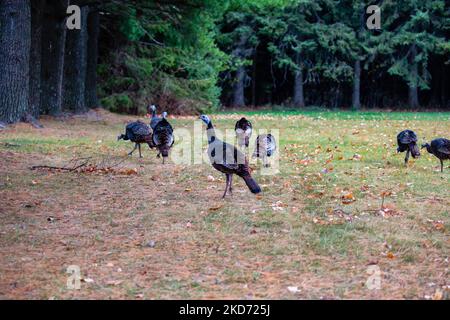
[206,122,216,144]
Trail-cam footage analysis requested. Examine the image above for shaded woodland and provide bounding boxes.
[0,0,449,125]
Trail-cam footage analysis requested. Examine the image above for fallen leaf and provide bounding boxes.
[271,201,287,211]
[427,219,445,232]
[208,204,223,211]
[106,280,123,286]
[432,289,443,300]
[379,204,402,217]
[380,191,392,197]
[386,252,395,259]
[341,192,356,204]
[298,158,313,166]
[360,185,369,192]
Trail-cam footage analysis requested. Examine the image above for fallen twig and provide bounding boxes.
[30,156,92,172]
[30,159,91,172]
[30,155,133,175]
[3,142,21,148]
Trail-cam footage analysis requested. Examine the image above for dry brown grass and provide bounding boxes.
[0,109,448,300]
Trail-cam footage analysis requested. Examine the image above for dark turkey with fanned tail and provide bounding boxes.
[397,130,420,165]
[152,118,174,164]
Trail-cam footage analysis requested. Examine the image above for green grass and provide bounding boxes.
[218,108,450,121]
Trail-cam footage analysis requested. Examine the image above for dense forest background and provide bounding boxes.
[0,0,449,125]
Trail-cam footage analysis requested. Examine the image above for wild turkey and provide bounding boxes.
[152,118,174,164]
[148,104,168,130]
[253,134,277,168]
[396,130,420,165]
[117,121,154,158]
[200,115,261,198]
[422,138,450,172]
[235,117,252,148]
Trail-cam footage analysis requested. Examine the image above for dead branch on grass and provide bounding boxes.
[29,156,134,175]
[30,157,92,172]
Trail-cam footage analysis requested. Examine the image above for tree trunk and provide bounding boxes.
[332,85,341,110]
[0,0,31,124]
[63,5,88,113]
[251,54,257,107]
[232,65,246,107]
[293,53,305,108]
[85,7,100,109]
[408,44,420,109]
[231,32,251,108]
[41,0,68,116]
[352,60,361,110]
[442,64,448,109]
[29,0,46,119]
[293,71,305,108]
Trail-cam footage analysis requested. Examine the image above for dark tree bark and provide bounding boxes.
[442,64,449,109]
[231,33,252,108]
[85,7,100,109]
[408,44,420,109]
[293,70,305,108]
[251,54,257,107]
[352,60,361,110]
[41,0,69,116]
[29,0,46,119]
[293,53,305,108]
[331,85,341,110]
[232,66,246,107]
[351,6,365,111]
[0,0,31,124]
[63,6,89,113]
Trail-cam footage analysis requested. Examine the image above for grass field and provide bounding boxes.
[0,109,449,299]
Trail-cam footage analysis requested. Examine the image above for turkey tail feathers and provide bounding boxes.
[241,175,261,194]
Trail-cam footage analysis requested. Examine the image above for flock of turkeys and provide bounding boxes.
[397,129,450,172]
[118,109,449,198]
